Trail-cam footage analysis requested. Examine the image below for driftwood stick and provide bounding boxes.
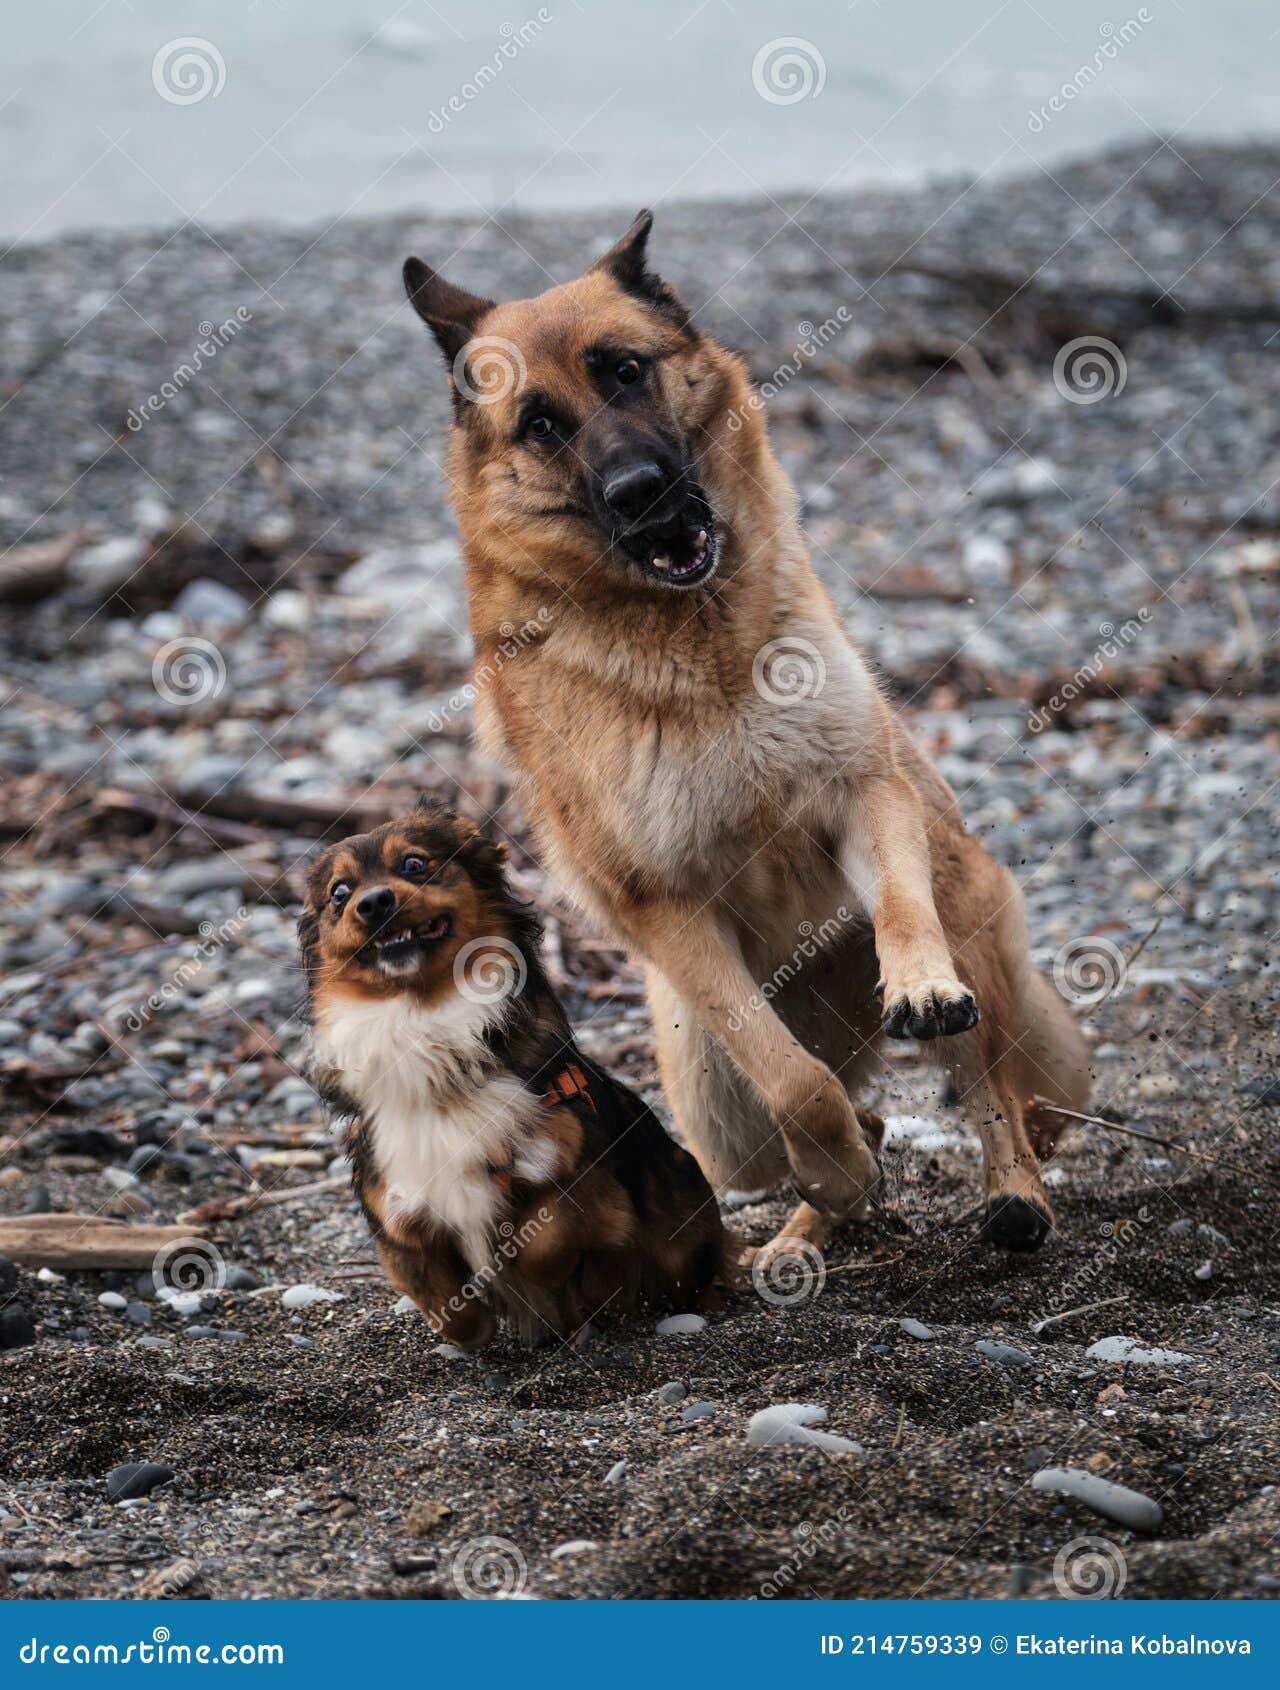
[1032,1099,1256,1180]
[177,1172,347,1226]
[0,1216,212,1271]
[1031,1294,1129,1336]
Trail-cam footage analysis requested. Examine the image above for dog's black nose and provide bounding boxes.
[602,460,666,522]
[355,886,396,924]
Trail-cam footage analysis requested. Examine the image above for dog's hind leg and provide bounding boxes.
[648,968,788,1194]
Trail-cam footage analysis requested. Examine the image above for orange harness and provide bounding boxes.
[487,1064,596,1197]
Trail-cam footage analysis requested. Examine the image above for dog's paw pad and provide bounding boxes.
[981,1194,1051,1252]
[882,984,979,1041]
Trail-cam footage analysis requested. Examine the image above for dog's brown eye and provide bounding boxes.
[400,854,427,875]
[330,881,351,907]
[526,415,553,440]
[615,357,643,385]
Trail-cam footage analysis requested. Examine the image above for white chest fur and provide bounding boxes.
[312,992,545,1268]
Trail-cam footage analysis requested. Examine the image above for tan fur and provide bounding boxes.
[410,227,1092,1252]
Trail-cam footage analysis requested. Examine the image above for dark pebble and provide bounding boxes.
[106,1461,175,1503]
[391,1555,438,1576]
[657,1381,687,1404]
[19,1183,52,1216]
[224,1266,260,1291]
[0,1307,37,1350]
[124,1302,151,1327]
[127,1144,164,1175]
[680,1400,716,1422]
[0,1254,18,1297]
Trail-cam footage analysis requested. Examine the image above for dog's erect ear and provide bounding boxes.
[403,257,495,363]
[592,210,689,327]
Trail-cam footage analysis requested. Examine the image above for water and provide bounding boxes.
[3,0,1277,243]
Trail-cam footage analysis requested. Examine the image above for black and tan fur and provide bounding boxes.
[299,802,725,1347]
[399,215,1092,1263]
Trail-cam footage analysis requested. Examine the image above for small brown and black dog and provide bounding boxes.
[299,801,725,1348]
[399,213,1092,1265]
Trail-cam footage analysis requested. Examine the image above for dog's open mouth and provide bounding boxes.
[616,494,720,590]
[366,913,452,972]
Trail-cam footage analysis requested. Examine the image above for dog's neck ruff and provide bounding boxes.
[312,990,575,1270]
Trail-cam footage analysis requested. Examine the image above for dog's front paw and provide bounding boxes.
[882,978,979,1041]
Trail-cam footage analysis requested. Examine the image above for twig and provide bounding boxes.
[1032,1100,1256,1180]
[1031,1294,1129,1336]
[177,1172,347,1226]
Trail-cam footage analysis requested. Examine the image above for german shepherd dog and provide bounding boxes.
[300,802,725,1347]
[400,214,1091,1263]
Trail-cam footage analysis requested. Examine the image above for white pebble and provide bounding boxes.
[98,1291,127,1310]
[746,1403,862,1455]
[655,1313,705,1336]
[550,1540,598,1559]
[282,1284,344,1310]
[1086,1335,1193,1366]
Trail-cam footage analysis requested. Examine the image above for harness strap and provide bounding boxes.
[486,1064,596,1195]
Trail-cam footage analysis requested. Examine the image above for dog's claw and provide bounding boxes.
[882,985,979,1041]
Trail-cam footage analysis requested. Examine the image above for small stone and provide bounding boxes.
[1194,1261,1213,1281]
[1086,1335,1193,1366]
[0,1307,36,1350]
[281,1284,344,1310]
[657,1381,688,1404]
[550,1540,598,1559]
[172,578,250,627]
[36,1266,65,1284]
[98,1291,128,1310]
[975,1340,1034,1367]
[106,1461,175,1502]
[746,1403,862,1455]
[899,1318,934,1340]
[223,1266,260,1291]
[287,1335,315,1350]
[124,1302,151,1327]
[680,1400,715,1423]
[1031,1466,1163,1532]
[604,1460,627,1484]
[432,1343,468,1360]
[390,1554,437,1576]
[404,1499,452,1537]
[655,1313,705,1336]
[135,1335,172,1350]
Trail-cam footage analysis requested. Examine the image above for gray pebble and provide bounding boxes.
[604,1460,627,1484]
[124,1302,151,1327]
[976,1339,1034,1367]
[657,1381,688,1404]
[106,1461,175,1503]
[680,1400,716,1422]
[899,1318,934,1340]
[1031,1466,1163,1532]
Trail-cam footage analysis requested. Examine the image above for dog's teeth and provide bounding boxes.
[652,554,671,570]
[695,529,707,547]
